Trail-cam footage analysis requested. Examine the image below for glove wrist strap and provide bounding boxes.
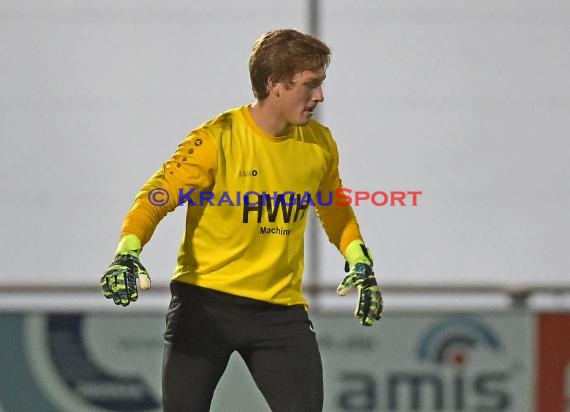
[344,240,373,267]
[115,234,142,257]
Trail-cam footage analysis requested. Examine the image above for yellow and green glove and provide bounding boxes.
[337,240,383,326]
[101,234,151,307]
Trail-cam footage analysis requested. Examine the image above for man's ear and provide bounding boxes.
[267,77,281,98]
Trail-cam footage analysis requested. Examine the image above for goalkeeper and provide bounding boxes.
[101,28,383,412]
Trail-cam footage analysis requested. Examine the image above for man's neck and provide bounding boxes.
[248,101,292,137]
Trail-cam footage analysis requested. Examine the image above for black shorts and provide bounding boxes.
[162,281,323,412]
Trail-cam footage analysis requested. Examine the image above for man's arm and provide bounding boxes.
[314,137,383,326]
[121,132,217,245]
[315,200,383,326]
[101,132,217,306]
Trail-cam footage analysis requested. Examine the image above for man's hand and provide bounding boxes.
[337,263,383,326]
[101,234,151,307]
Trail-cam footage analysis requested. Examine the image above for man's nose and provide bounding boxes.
[313,86,324,102]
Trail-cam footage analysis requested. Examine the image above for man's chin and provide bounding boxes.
[296,114,313,125]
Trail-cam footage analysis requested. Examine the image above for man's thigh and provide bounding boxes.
[239,309,323,412]
[162,341,231,412]
[162,282,233,412]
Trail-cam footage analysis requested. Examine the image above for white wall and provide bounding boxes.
[319,1,570,287]
[0,1,568,290]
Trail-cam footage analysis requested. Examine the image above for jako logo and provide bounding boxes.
[238,169,258,177]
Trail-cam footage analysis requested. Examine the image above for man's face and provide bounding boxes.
[277,68,326,127]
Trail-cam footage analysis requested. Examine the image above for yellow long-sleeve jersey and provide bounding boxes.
[121,105,363,307]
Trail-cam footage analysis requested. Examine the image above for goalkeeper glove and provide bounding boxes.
[101,234,151,307]
[336,240,383,326]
